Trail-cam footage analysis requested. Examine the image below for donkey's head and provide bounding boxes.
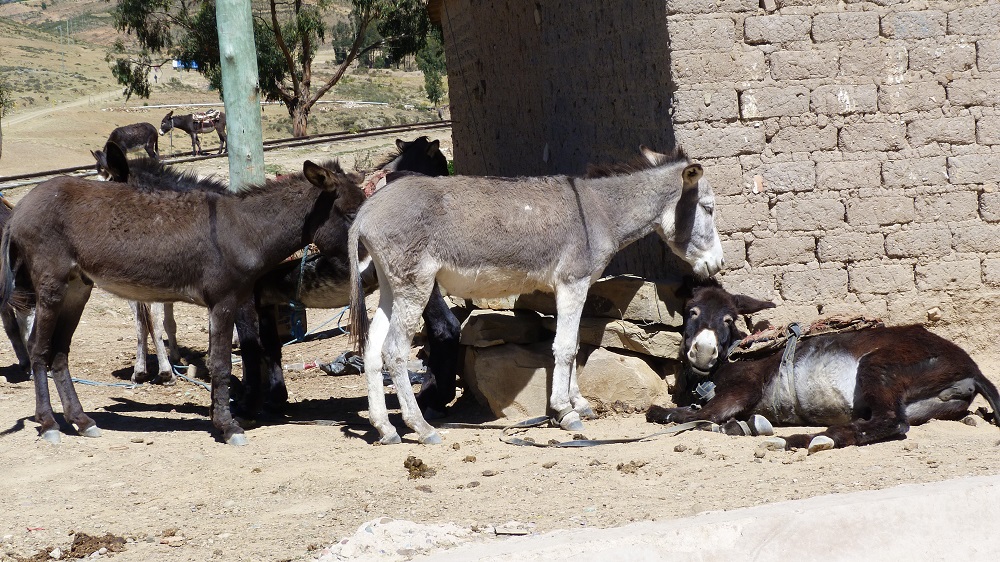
[381,136,449,177]
[159,111,174,135]
[643,146,725,279]
[301,160,366,251]
[682,281,775,375]
[91,142,129,182]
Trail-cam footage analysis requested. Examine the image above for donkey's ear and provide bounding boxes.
[682,163,703,190]
[732,294,776,315]
[426,139,440,156]
[640,145,666,166]
[303,160,337,191]
[105,143,129,182]
[395,138,409,152]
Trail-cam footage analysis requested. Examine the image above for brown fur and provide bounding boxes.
[0,159,363,444]
[650,284,1000,449]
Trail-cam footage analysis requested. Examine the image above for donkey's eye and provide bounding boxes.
[688,307,700,319]
[702,203,714,214]
[724,315,734,326]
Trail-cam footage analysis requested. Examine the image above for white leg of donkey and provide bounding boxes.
[364,275,400,444]
[129,300,151,383]
[551,279,592,430]
[162,302,178,364]
[148,303,178,384]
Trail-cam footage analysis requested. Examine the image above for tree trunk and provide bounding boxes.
[216,0,265,192]
[291,104,309,137]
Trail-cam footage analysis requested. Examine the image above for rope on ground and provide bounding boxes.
[434,417,717,448]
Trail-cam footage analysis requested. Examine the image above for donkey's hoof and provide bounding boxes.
[419,432,443,445]
[79,425,102,438]
[555,411,585,432]
[41,429,61,444]
[807,436,835,455]
[378,433,402,445]
[226,433,249,447]
[762,437,787,451]
[131,372,152,384]
[750,414,774,436]
[575,405,597,420]
[156,373,177,386]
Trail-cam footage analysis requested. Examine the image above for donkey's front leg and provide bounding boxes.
[208,306,246,446]
[551,280,590,431]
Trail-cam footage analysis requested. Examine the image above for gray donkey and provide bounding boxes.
[349,146,725,444]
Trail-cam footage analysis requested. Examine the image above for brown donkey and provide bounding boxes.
[649,281,1000,453]
[0,157,364,445]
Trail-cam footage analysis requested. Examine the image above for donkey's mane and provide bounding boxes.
[125,157,230,193]
[584,146,688,179]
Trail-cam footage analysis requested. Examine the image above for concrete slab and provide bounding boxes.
[420,474,1000,561]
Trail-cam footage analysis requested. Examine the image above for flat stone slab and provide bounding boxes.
[542,316,683,359]
[450,275,685,326]
[463,344,668,418]
[422,474,1000,561]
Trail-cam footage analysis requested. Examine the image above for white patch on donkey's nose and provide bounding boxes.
[687,329,719,370]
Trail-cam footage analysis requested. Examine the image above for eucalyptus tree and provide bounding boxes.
[109,0,430,136]
[0,76,13,162]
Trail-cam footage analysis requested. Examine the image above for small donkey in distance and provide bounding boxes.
[648,280,1000,454]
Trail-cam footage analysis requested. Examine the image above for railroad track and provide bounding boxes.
[0,120,452,190]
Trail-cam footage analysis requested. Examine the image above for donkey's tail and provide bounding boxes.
[0,225,19,310]
[974,371,1000,428]
[348,225,370,356]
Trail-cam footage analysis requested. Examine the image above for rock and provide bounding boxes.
[451,275,684,326]
[463,344,669,418]
[462,343,553,419]
[542,316,682,359]
[460,309,546,347]
[577,347,671,412]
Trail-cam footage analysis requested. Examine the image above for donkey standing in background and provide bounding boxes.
[350,146,725,444]
[101,123,159,160]
[0,154,364,446]
[159,110,227,155]
[649,281,1000,453]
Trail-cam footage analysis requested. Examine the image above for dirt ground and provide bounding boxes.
[3,10,1000,562]
[1,133,1000,562]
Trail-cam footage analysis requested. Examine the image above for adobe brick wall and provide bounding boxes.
[668,0,1000,351]
[432,0,1000,352]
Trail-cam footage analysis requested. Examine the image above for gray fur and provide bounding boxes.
[349,146,725,444]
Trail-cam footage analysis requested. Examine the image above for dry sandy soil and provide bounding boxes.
[2,7,1000,562]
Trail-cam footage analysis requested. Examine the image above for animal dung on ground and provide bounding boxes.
[404,456,436,479]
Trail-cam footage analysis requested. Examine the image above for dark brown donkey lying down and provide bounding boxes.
[647,281,1000,454]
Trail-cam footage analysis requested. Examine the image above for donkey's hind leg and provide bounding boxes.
[551,279,591,431]
[385,283,441,444]
[364,279,399,444]
[129,301,153,383]
[28,301,61,442]
[48,279,98,439]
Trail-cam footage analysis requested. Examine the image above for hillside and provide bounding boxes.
[0,0,447,176]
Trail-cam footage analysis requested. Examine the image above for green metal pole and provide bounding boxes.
[216,0,265,192]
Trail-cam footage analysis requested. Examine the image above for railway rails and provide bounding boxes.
[0,120,452,190]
